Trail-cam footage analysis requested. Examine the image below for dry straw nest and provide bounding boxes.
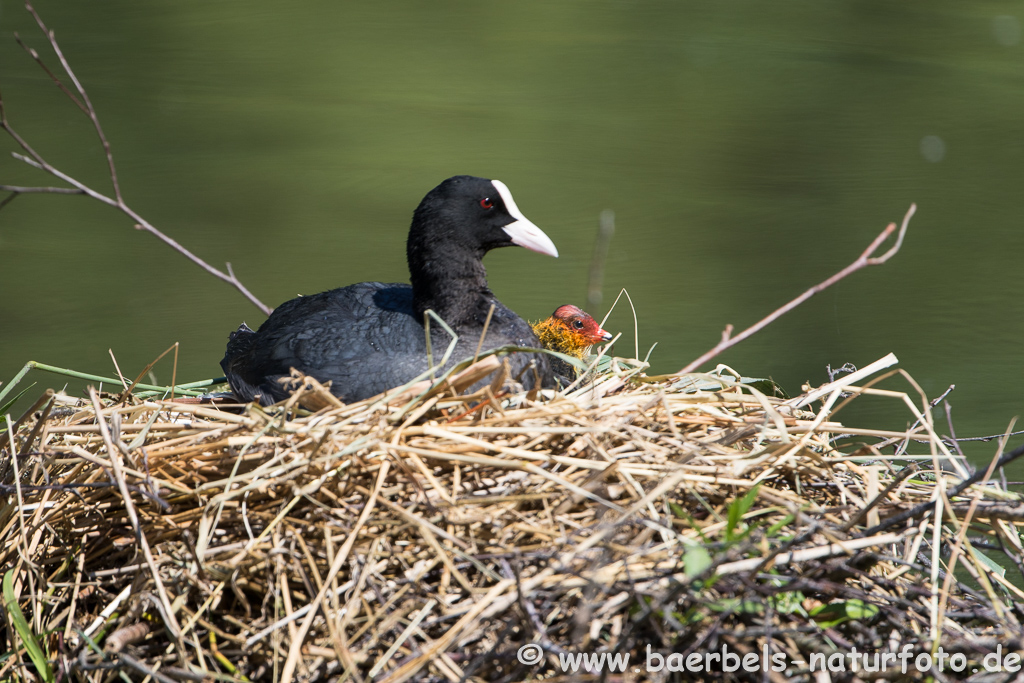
[1,352,1023,682]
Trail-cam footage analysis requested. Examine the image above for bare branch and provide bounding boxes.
[13,31,87,114]
[0,183,85,212]
[25,2,121,201]
[0,2,273,316]
[0,184,84,195]
[944,428,1024,444]
[1,100,51,169]
[677,204,917,375]
[8,144,122,208]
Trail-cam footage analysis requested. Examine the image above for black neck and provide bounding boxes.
[408,238,495,327]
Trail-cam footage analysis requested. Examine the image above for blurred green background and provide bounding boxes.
[1,1,1021,465]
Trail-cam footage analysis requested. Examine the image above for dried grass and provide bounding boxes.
[1,352,1022,682]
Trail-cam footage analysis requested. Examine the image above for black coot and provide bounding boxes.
[221,175,558,404]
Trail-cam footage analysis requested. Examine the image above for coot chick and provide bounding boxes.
[221,176,558,405]
[532,304,612,384]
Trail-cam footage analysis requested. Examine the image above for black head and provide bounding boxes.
[408,175,558,261]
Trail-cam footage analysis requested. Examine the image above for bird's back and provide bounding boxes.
[221,282,549,404]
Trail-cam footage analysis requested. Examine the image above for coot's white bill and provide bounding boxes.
[492,179,559,258]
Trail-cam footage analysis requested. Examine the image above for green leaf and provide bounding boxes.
[670,504,709,541]
[968,547,1007,579]
[2,570,54,683]
[771,590,807,615]
[810,599,880,627]
[744,378,789,399]
[0,384,35,433]
[669,374,787,398]
[542,349,590,373]
[707,598,763,614]
[684,544,713,579]
[75,627,104,654]
[766,513,795,537]
[0,363,34,406]
[725,485,760,542]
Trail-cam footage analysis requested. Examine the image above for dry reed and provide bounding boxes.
[1,352,1022,682]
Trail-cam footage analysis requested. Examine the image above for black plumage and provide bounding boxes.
[221,176,558,404]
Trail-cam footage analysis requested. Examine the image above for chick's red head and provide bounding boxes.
[550,305,613,345]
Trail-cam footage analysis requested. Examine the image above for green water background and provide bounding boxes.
[1,1,1022,469]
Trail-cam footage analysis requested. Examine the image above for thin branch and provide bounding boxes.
[862,441,1024,537]
[0,184,85,195]
[0,2,273,316]
[677,204,916,374]
[840,463,920,532]
[25,2,121,201]
[0,96,51,171]
[10,152,45,169]
[943,429,1024,444]
[127,222,271,315]
[88,387,182,639]
[13,31,87,114]
[944,401,965,457]
[719,323,733,344]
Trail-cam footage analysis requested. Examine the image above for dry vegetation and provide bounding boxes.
[2,352,1023,682]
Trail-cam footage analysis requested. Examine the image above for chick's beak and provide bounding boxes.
[596,326,613,342]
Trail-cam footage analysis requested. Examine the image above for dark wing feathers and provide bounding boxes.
[222,282,551,405]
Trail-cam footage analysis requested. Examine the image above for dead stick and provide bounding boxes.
[88,388,182,640]
[279,459,391,683]
[677,203,916,374]
[841,463,920,532]
[0,2,272,315]
[863,441,1024,536]
[25,3,121,200]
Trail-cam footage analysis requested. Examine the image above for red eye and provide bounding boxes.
[480,198,493,209]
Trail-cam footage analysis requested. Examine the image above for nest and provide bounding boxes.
[1,352,1022,682]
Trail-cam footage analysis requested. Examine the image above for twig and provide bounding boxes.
[943,429,1024,444]
[935,425,1014,637]
[0,3,272,315]
[117,653,179,683]
[826,362,857,382]
[598,287,639,360]
[840,463,920,532]
[677,203,916,374]
[869,384,956,453]
[279,459,391,683]
[0,184,83,195]
[863,441,1024,536]
[13,31,87,113]
[24,3,121,203]
[88,388,182,640]
[716,531,907,576]
[367,599,436,678]
[472,304,496,364]
[243,579,356,648]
